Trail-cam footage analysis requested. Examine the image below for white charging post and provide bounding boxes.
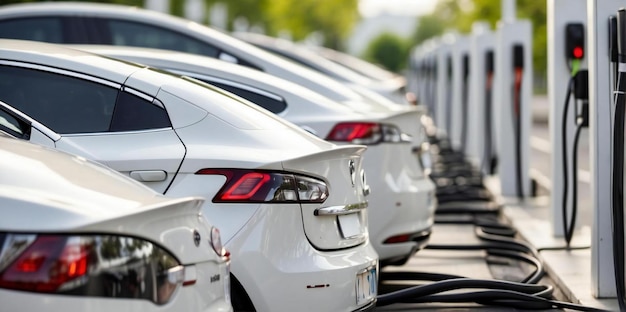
[436,33,456,138]
[467,22,495,171]
[493,0,533,198]
[449,35,470,152]
[588,0,623,298]
[547,0,587,238]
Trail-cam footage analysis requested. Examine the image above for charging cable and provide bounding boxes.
[512,44,524,199]
[483,50,496,175]
[612,8,626,311]
[561,66,588,248]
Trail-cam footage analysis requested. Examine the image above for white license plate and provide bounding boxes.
[356,267,377,306]
[338,213,361,238]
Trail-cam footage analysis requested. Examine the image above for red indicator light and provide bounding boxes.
[573,46,584,59]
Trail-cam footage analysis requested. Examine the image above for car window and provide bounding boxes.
[104,19,220,58]
[202,80,287,114]
[0,17,64,43]
[110,91,171,131]
[0,108,29,139]
[0,66,171,134]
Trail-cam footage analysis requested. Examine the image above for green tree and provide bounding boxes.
[411,14,447,47]
[261,0,358,50]
[363,32,410,73]
[203,0,358,50]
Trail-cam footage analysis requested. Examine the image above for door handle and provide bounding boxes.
[130,170,167,182]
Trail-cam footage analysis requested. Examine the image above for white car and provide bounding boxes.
[72,45,436,267]
[0,2,423,144]
[0,39,378,312]
[0,133,232,311]
[233,32,410,104]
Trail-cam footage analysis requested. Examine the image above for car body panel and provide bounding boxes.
[0,135,232,311]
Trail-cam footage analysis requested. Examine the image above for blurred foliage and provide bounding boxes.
[0,0,358,50]
[411,0,547,79]
[204,0,358,50]
[363,32,410,73]
[411,14,446,47]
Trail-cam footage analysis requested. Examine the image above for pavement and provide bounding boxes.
[373,95,620,311]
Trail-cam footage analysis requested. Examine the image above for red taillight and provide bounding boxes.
[383,234,411,244]
[326,122,407,144]
[0,234,184,304]
[326,122,381,143]
[196,169,328,203]
[222,172,270,200]
[0,236,89,293]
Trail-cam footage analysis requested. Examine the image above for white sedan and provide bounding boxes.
[233,32,410,104]
[0,133,232,311]
[71,45,437,268]
[0,39,378,312]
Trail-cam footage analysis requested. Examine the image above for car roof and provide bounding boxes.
[0,2,368,103]
[0,39,307,132]
[0,38,141,84]
[71,44,363,116]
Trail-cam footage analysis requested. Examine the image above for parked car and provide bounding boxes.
[0,132,232,311]
[73,44,436,267]
[0,2,422,145]
[310,44,407,90]
[233,32,410,104]
[0,39,378,312]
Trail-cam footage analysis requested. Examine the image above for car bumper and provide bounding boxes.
[364,144,437,263]
[0,284,233,312]
[226,204,379,312]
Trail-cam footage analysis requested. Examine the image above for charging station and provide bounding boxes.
[493,4,533,198]
[435,33,456,139]
[467,22,496,174]
[449,35,470,153]
[587,0,623,299]
[547,0,587,240]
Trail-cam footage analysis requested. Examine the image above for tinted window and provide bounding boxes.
[105,20,219,58]
[0,17,64,43]
[203,81,287,114]
[0,66,171,134]
[110,92,171,131]
[0,66,117,134]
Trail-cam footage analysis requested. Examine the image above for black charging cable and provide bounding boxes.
[613,8,626,311]
[513,44,525,199]
[483,50,496,175]
[377,211,607,311]
[561,69,588,248]
[460,53,470,153]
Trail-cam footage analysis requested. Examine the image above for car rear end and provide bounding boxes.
[0,137,232,312]
[323,112,436,266]
[149,79,378,312]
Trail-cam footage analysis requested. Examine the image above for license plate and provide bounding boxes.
[338,213,361,238]
[355,266,377,306]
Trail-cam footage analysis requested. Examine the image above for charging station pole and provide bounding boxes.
[436,33,455,138]
[547,0,587,238]
[494,0,532,198]
[588,0,623,298]
[450,35,470,152]
[467,22,495,171]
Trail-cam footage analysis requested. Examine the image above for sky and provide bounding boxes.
[358,0,438,17]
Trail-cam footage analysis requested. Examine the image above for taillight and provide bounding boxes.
[0,233,184,304]
[326,122,408,144]
[196,169,328,203]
